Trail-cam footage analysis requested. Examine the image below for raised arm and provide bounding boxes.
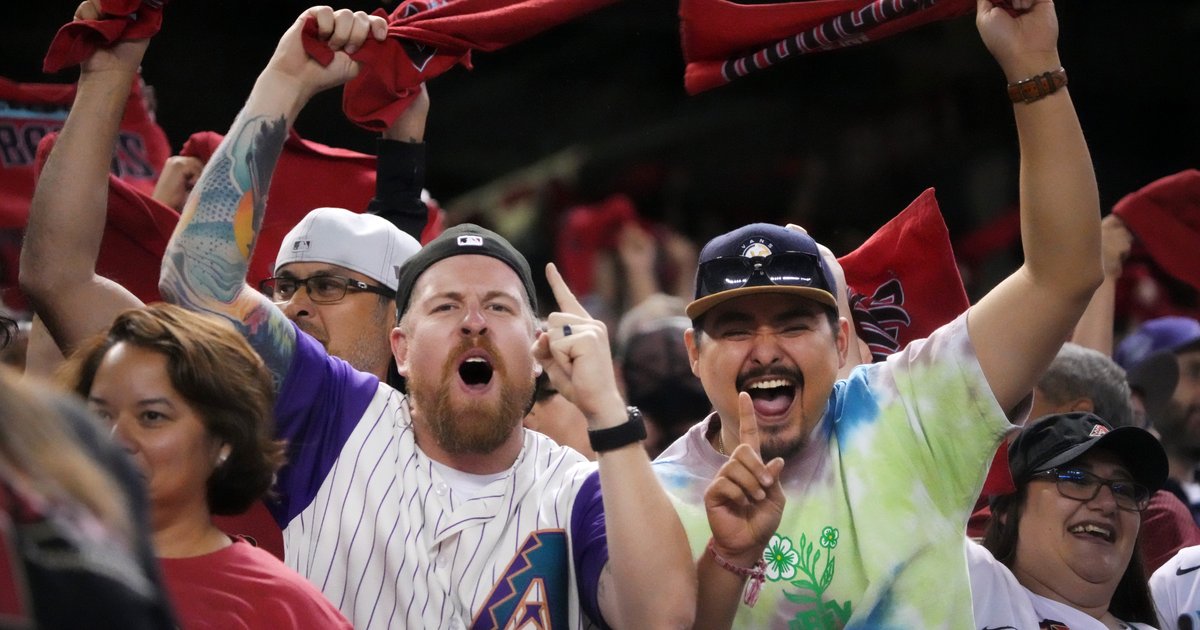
[159,7,387,384]
[533,263,696,629]
[966,0,1103,411]
[19,1,147,355]
[367,83,431,240]
[1071,214,1133,356]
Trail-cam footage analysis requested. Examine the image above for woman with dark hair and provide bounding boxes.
[971,411,1168,629]
[62,304,350,628]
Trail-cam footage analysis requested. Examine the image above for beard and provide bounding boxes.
[408,336,535,455]
[1157,398,1200,460]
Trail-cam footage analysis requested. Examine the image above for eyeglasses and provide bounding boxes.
[258,275,395,304]
[1031,467,1151,512]
[696,252,830,297]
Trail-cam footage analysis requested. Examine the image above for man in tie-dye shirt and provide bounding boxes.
[653,1,1103,627]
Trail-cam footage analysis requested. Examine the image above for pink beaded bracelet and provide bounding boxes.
[707,538,766,607]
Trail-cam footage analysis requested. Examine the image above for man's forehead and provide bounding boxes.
[413,255,527,300]
[277,261,363,279]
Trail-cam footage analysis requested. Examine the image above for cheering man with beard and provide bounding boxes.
[653,0,1105,627]
[160,7,695,629]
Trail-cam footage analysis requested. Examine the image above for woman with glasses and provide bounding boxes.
[970,411,1168,629]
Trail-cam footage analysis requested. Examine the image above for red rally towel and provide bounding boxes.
[680,0,975,95]
[1112,169,1200,294]
[301,0,619,132]
[837,187,969,362]
[43,0,168,73]
[0,76,168,230]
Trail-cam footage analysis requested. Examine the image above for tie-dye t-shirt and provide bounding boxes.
[653,312,1014,629]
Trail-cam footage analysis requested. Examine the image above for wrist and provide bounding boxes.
[706,538,766,606]
[583,394,629,430]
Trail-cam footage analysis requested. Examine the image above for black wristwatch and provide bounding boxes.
[588,406,647,453]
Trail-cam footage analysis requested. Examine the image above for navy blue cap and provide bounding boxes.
[1009,411,1168,492]
[686,223,837,320]
[1115,316,1200,370]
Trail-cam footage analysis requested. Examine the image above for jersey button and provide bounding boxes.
[435,482,448,496]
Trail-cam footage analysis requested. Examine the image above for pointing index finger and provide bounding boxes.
[545,262,590,318]
[737,391,761,457]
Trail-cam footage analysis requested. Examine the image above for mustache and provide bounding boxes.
[441,335,506,375]
[735,365,804,392]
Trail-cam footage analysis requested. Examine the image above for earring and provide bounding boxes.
[216,451,229,466]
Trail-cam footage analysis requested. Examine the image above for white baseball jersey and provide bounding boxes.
[270,325,609,629]
[1151,544,1200,629]
[967,539,1155,630]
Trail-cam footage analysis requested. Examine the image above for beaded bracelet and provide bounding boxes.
[707,538,766,606]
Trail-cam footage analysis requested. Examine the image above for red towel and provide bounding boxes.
[680,0,976,95]
[301,0,619,132]
[0,77,168,232]
[1112,169,1200,294]
[838,187,969,361]
[43,0,168,74]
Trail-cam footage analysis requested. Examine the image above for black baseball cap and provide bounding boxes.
[686,223,837,320]
[1008,411,1168,491]
[395,224,537,318]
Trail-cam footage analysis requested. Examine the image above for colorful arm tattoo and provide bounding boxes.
[160,112,295,387]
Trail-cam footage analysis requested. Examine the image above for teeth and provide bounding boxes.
[748,379,792,390]
[465,357,487,364]
[1069,524,1113,540]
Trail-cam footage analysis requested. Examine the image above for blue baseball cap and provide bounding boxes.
[1114,316,1200,371]
[687,223,837,320]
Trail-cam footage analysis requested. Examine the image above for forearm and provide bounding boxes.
[1071,273,1116,355]
[159,70,302,382]
[365,139,429,239]
[21,68,131,289]
[597,441,696,628]
[695,552,751,630]
[1011,81,1102,300]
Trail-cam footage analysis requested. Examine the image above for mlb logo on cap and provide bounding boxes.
[1089,424,1109,437]
[458,235,484,247]
[292,240,310,252]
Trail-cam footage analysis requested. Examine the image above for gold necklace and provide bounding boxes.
[717,430,727,456]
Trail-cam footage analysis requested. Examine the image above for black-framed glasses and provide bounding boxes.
[258,275,395,304]
[1032,467,1151,512]
[697,252,829,297]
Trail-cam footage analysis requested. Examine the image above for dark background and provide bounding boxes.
[4,1,1199,293]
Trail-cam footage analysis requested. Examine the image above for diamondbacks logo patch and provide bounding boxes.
[472,530,568,630]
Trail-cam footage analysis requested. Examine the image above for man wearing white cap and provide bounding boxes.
[263,207,420,380]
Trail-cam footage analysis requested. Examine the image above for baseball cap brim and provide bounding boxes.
[685,285,838,321]
[1036,425,1169,492]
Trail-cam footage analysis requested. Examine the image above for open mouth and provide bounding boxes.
[743,377,798,419]
[458,356,495,388]
[1068,522,1115,543]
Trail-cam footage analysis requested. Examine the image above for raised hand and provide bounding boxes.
[263,6,387,101]
[75,0,149,75]
[704,392,786,567]
[532,263,625,426]
[976,0,1060,80]
[152,156,205,211]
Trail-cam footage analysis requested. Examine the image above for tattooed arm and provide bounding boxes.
[159,7,387,385]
